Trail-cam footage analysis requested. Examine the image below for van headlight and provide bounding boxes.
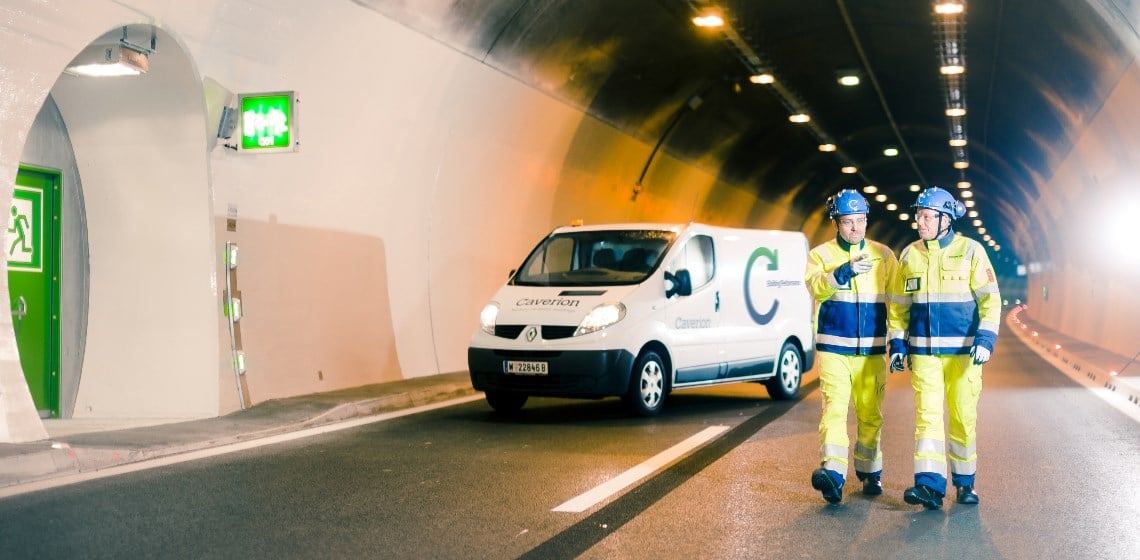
[575,302,626,336]
[479,302,500,335]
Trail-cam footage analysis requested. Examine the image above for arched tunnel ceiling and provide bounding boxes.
[353,0,1133,267]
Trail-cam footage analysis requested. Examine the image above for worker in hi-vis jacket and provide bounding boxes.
[805,189,899,504]
[888,186,1001,510]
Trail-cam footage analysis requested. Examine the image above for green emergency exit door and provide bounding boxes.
[7,166,61,418]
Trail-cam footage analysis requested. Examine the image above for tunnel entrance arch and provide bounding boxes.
[19,24,222,422]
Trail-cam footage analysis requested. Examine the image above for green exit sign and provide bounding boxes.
[239,91,298,152]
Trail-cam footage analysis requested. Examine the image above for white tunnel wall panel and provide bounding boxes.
[1027,59,1140,359]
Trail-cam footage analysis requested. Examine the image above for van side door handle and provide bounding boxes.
[715,291,720,312]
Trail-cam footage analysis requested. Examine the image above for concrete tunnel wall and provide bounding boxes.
[0,1,1136,441]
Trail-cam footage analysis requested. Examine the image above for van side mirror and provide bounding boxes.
[665,269,692,298]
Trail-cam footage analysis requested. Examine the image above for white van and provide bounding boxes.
[467,222,815,416]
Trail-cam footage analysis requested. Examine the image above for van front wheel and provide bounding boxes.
[626,350,666,416]
[485,391,528,414]
[764,342,802,400]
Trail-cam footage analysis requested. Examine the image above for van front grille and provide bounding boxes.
[493,324,578,340]
[493,325,526,339]
[541,326,578,339]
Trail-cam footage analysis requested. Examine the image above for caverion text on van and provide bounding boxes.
[467,222,815,416]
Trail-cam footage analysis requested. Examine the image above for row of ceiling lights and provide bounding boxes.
[933,1,999,251]
[689,0,1000,252]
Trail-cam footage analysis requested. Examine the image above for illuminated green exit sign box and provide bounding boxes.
[238,91,298,153]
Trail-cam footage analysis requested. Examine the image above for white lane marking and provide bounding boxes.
[0,394,485,499]
[552,425,730,513]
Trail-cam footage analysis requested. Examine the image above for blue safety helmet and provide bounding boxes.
[826,189,870,219]
[913,186,966,220]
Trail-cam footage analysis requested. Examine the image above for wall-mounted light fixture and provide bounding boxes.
[64,27,155,78]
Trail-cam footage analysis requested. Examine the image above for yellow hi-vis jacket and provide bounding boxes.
[805,238,898,355]
[887,233,1001,355]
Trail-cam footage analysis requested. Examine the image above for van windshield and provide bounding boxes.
[512,229,676,286]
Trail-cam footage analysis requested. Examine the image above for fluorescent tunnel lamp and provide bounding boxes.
[64,43,149,77]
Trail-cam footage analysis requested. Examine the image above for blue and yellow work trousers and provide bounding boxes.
[910,354,982,495]
[818,352,886,485]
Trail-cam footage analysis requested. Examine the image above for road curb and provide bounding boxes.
[0,381,481,490]
[1007,309,1140,420]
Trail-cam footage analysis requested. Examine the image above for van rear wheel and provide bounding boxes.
[626,350,666,416]
[765,342,802,400]
[485,390,528,414]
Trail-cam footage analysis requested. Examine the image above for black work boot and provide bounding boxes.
[956,485,979,504]
[811,468,842,504]
[861,476,883,496]
[903,485,944,509]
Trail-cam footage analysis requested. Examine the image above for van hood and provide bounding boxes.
[493,284,640,325]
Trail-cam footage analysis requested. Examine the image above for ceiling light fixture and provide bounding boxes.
[841,166,857,174]
[949,138,967,147]
[692,9,725,28]
[789,113,811,123]
[864,185,878,193]
[883,147,899,157]
[935,1,966,15]
[837,70,861,86]
[818,143,837,152]
[749,73,775,84]
[875,194,888,202]
[887,203,898,211]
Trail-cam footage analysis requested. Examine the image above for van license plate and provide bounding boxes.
[505,361,548,375]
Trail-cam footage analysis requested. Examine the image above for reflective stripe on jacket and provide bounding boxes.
[805,238,898,355]
[887,233,1001,355]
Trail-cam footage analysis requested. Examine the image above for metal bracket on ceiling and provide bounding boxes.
[119,25,157,55]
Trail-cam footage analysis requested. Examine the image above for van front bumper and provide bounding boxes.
[467,347,636,398]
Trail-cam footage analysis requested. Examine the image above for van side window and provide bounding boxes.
[670,235,715,290]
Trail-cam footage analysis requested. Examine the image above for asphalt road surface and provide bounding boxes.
[1,333,1138,559]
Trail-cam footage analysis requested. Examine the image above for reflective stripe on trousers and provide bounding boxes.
[910,353,982,489]
[818,352,886,480]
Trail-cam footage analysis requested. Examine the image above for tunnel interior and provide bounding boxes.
[355,0,1135,288]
